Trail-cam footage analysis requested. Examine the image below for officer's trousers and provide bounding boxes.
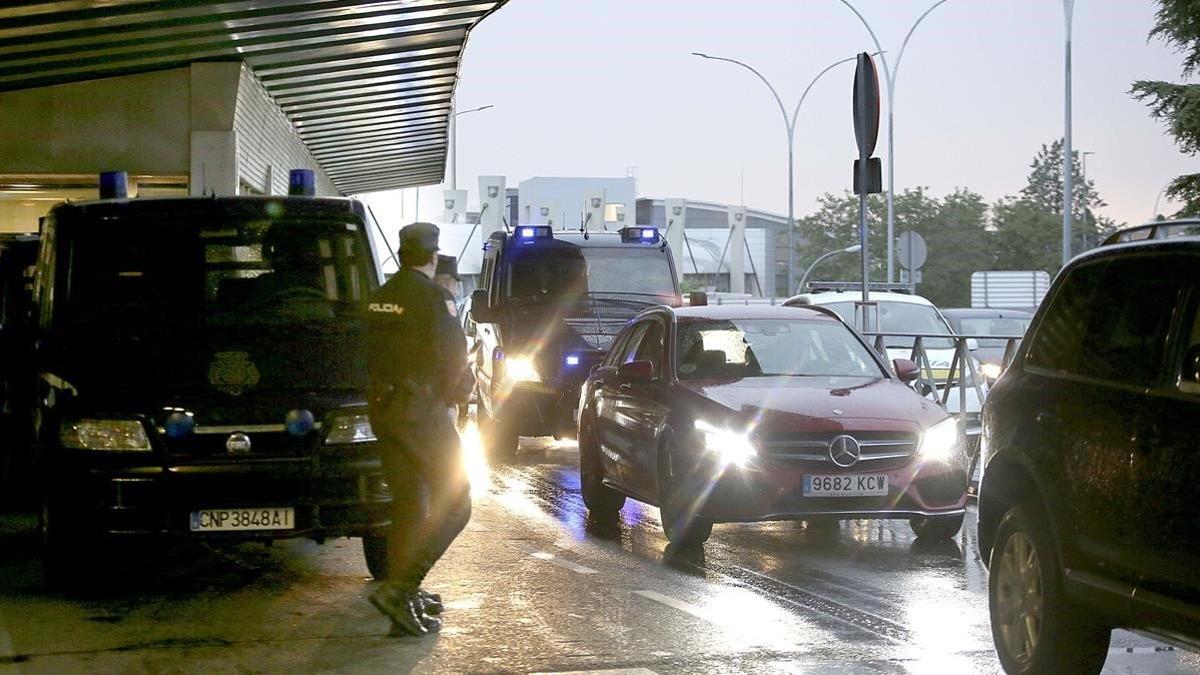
[370,393,472,590]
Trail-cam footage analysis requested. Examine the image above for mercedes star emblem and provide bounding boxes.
[828,434,861,468]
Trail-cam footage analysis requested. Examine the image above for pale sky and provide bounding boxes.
[363,0,1195,230]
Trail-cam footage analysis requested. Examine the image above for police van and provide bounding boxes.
[469,224,681,460]
[28,171,393,581]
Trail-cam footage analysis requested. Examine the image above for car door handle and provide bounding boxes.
[1035,412,1059,425]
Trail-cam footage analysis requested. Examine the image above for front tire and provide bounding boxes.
[988,505,1110,674]
[579,420,624,516]
[40,498,89,588]
[910,513,965,540]
[657,437,712,547]
[480,407,519,462]
[362,533,389,580]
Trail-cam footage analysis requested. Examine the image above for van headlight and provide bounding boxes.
[504,355,542,385]
[918,418,960,463]
[60,419,152,452]
[325,412,376,445]
[694,419,757,468]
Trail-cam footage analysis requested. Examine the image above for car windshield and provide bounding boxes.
[506,245,675,301]
[675,317,883,379]
[61,212,373,330]
[821,300,955,349]
[956,317,1030,347]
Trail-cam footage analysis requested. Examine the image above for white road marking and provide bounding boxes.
[632,590,708,621]
[509,543,598,574]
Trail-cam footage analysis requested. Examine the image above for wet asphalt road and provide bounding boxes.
[0,429,1196,674]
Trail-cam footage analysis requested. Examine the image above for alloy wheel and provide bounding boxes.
[995,530,1044,665]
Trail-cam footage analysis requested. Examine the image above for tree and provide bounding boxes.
[989,197,1063,274]
[1131,0,1200,216]
[1019,139,1116,250]
[794,187,991,307]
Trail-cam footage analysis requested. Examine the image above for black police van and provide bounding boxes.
[0,234,39,505]
[469,224,681,459]
[28,174,392,581]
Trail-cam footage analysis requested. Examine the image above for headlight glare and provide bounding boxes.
[694,419,757,467]
[918,418,960,462]
[325,412,376,445]
[504,355,541,385]
[60,419,152,452]
[980,363,1003,381]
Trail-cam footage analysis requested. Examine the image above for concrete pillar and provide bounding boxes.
[728,206,746,294]
[665,199,687,282]
[583,188,606,234]
[189,130,238,196]
[442,189,467,224]
[478,175,506,236]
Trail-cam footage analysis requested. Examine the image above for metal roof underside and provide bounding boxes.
[0,0,507,194]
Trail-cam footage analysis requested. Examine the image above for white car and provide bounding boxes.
[784,289,986,490]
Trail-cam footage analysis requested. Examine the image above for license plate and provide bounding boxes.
[190,507,295,532]
[803,474,888,497]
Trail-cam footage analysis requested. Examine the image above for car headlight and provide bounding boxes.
[918,417,960,462]
[980,363,1003,381]
[504,355,542,385]
[694,419,757,468]
[60,419,152,452]
[325,412,376,445]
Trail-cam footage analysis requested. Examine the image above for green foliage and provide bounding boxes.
[1130,0,1200,217]
[989,197,1063,275]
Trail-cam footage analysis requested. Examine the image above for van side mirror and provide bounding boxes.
[617,360,654,383]
[966,338,980,352]
[893,358,920,384]
[470,289,497,323]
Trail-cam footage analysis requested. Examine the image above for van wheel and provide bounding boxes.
[579,420,624,516]
[40,498,87,588]
[483,412,519,462]
[657,437,711,547]
[362,533,388,580]
[910,513,964,540]
[989,505,1110,674]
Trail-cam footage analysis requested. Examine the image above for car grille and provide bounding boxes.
[162,426,313,459]
[761,431,918,471]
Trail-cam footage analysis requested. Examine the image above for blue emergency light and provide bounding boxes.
[164,411,194,439]
[99,171,129,200]
[620,226,660,243]
[518,225,553,241]
[565,354,581,367]
[288,169,316,196]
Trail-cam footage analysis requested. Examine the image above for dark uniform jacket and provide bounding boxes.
[364,267,471,405]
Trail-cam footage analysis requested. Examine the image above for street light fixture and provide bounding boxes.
[449,101,495,191]
[798,243,862,294]
[691,51,879,296]
[1062,0,1076,265]
[838,0,951,284]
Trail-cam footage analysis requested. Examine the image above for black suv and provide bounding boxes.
[469,225,680,460]
[979,231,1199,673]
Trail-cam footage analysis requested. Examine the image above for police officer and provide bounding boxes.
[364,222,473,637]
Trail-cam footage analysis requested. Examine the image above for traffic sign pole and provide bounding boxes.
[852,52,881,329]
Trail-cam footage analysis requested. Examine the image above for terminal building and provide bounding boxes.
[0,1,509,232]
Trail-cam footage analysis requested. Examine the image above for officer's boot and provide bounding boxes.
[418,588,444,615]
[370,585,428,637]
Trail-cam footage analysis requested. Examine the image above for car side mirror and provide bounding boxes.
[966,338,980,352]
[470,289,497,323]
[617,360,654,383]
[893,358,920,384]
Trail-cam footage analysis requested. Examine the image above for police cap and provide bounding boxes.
[436,254,460,280]
[399,222,440,254]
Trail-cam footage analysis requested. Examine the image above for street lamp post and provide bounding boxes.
[798,243,862,292]
[1062,0,1076,265]
[692,51,876,296]
[449,101,494,190]
[839,0,951,285]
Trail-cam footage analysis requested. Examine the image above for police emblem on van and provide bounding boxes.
[208,351,261,396]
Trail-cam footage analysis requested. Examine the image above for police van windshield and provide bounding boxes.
[506,246,675,301]
[61,213,373,329]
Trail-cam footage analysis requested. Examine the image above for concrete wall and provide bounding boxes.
[233,66,337,196]
[0,69,191,174]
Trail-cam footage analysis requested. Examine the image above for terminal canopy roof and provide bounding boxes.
[0,0,507,194]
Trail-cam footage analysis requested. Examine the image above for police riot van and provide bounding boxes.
[28,171,393,581]
[0,234,39,505]
[469,225,681,460]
